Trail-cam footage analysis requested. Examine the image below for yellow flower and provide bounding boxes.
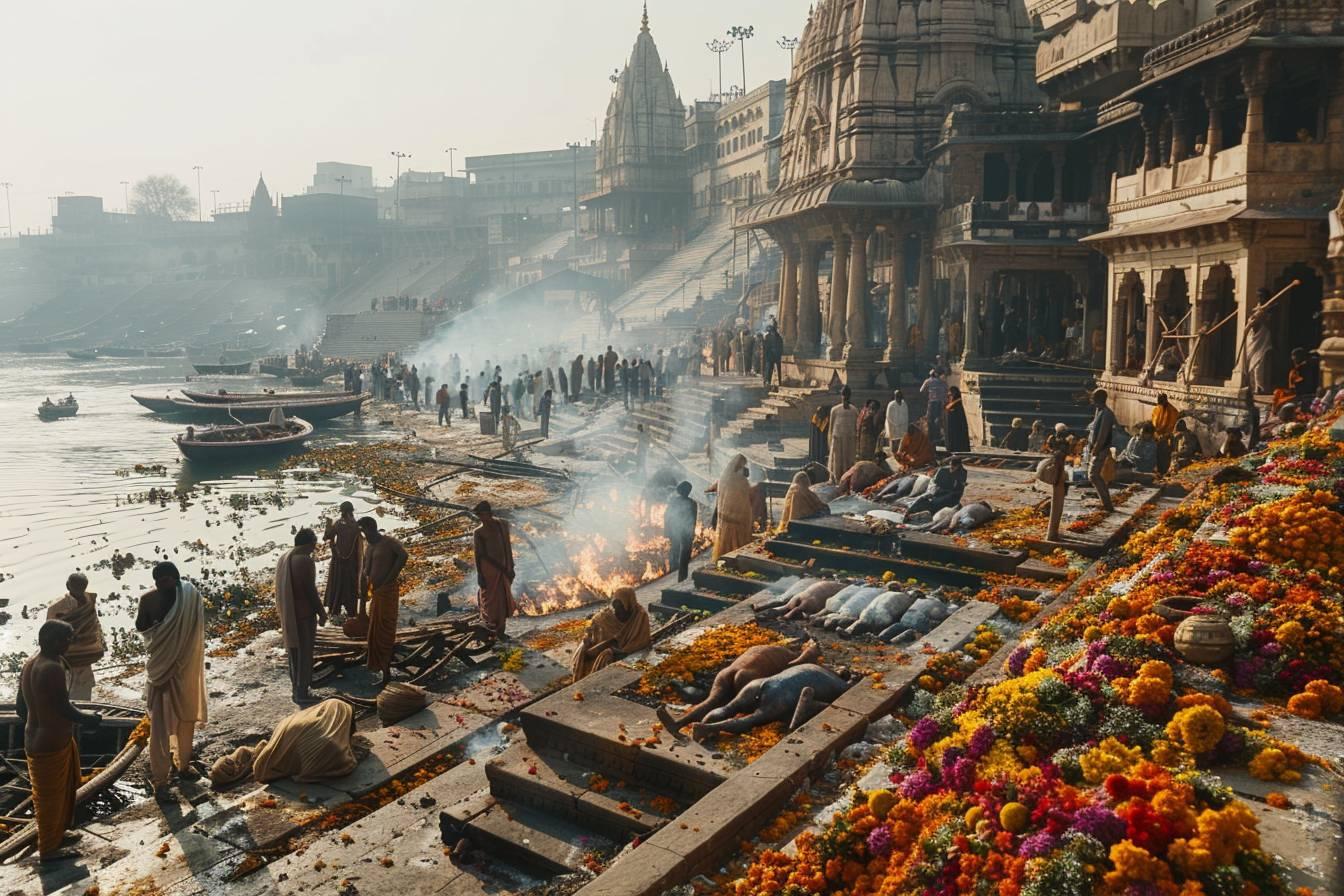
[1165,705,1225,755]
[866,790,896,819]
[1079,737,1143,784]
[1276,620,1306,648]
[1137,660,1173,688]
[999,801,1030,833]
[1150,739,1191,769]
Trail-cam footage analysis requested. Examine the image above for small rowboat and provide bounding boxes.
[38,398,79,420]
[67,348,101,361]
[174,416,315,461]
[158,393,368,424]
[181,388,341,404]
[191,360,253,375]
[0,702,147,861]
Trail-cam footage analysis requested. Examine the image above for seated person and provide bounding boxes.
[779,471,828,528]
[893,423,935,470]
[1172,419,1203,469]
[874,472,931,503]
[999,418,1029,452]
[209,698,358,788]
[1120,422,1158,473]
[1027,420,1047,453]
[907,457,967,516]
[571,587,651,682]
[837,453,891,496]
[1220,427,1247,459]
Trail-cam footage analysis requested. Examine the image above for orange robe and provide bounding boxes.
[474,518,517,636]
[365,579,399,674]
[28,738,79,856]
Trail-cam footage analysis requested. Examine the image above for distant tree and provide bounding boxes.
[131,174,197,221]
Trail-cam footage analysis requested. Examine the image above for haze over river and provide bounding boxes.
[0,352,408,666]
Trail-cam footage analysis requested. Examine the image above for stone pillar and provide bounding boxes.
[797,242,821,357]
[845,225,871,353]
[1203,75,1224,157]
[1242,52,1269,155]
[886,229,907,360]
[827,228,850,361]
[1320,197,1344,386]
[778,243,800,351]
[917,246,934,355]
[963,260,979,361]
[1144,293,1160,368]
[1169,99,1188,167]
[1141,105,1161,170]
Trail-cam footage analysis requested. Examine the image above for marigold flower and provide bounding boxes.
[1165,705,1225,755]
[1287,692,1323,719]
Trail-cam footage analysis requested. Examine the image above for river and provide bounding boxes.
[0,352,408,667]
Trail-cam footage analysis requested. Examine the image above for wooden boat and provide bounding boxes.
[174,416,315,461]
[146,346,186,358]
[258,361,295,377]
[131,391,184,413]
[67,348,102,361]
[38,397,79,420]
[0,702,147,861]
[181,388,339,404]
[191,360,253,375]
[159,392,368,423]
[96,346,147,358]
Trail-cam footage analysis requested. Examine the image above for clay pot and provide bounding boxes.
[1174,614,1236,665]
[1154,596,1201,623]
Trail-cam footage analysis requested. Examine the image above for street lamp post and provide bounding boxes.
[728,25,755,94]
[777,36,800,68]
[210,189,219,215]
[706,38,733,100]
[120,180,130,213]
[334,176,351,196]
[192,165,204,222]
[390,151,411,223]
[0,182,11,238]
[445,147,458,188]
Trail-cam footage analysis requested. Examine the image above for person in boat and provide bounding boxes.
[62,394,75,406]
[45,573,106,701]
[571,587,651,683]
[42,397,54,408]
[136,561,207,798]
[17,620,104,864]
[323,502,363,618]
[275,529,328,706]
[358,518,408,689]
[472,501,517,638]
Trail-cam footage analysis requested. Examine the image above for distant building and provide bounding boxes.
[378,170,468,227]
[464,146,596,229]
[309,162,375,199]
[688,80,786,224]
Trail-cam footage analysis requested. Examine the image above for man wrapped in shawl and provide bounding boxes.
[136,562,207,792]
[571,587,651,682]
[711,454,754,560]
[473,502,517,637]
[45,573,105,701]
[209,698,358,789]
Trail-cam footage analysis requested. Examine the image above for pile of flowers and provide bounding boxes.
[635,623,786,700]
[1226,489,1344,575]
[731,662,1306,895]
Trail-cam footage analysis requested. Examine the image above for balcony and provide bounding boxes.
[1036,0,1196,103]
[938,200,1106,245]
[1141,0,1344,80]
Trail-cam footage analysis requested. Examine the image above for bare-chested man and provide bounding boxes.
[358,517,409,688]
[656,639,820,736]
[18,620,103,863]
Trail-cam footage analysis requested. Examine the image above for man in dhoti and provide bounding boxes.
[45,572,106,701]
[571,587,651,682]
[358,518,408,689]
[323,502,363,617]
[136,561,207,797]
[827,387,859,482]
[275,529,328,705]
[18,620,104,863]
[1245,287,1273,395]
[473,502,517,637]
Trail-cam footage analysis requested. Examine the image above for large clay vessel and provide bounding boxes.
[1174,614,1235,665]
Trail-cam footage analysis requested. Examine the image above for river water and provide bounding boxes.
[0,352,408,666]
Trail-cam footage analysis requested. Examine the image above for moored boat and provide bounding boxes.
[38,396,79,420]
[146,346,186,358]
[288,372,331,387]
[131,391,185,413]
[174,416,315,461]
[191,360,254,375]
[181,388,341,404]
[96,346,147,358]
[158,392,368,423]
[67,348,102,361]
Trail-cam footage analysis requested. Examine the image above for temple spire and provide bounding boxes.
[641,2,649,32]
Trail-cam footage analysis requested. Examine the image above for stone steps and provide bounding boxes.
[463,798,613,875]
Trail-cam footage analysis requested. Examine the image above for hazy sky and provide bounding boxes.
[1,0,812,235]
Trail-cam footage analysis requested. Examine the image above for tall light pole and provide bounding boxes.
[210,189,219,215]
[390,151,411,223]
[334,175,351,196]
[0,182,11,238]
[192,165,204,222]
[728,26,754,94]
[445,147,457,185]
[120,180,130,213]
[707,38,733,100]
[777,36,800,69]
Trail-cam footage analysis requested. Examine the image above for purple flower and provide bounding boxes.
[967,724,995,760]
[1122,884,1164,896]
[1007,645,1031,676]
[908,717,940,751]
[1070,804,1125,845]
[899,769,936,799]
[944,757,976,792]
[1091,654,1134,680]
[1260,642,1283,658]
[1018,830,1058,858]
[1213,729,1245,762]
[1248,560,1268,574]
[866,824,893,857]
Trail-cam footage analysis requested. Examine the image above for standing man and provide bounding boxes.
[603,345,618,394]
[473,502,516,638]
[424,376,434,411]
[920,369,948,445]
[18,621,103,864]
[884,390,909,454]
[588,355,598,394]
[136,561,207,796]
[539,389,553,439]
[323,502,363,618]
[1244,287,1274,396]
[827,387,859,482]
[664,481,698,582]
[1151,393,1179,474]
[45,573,105,701]
[763,323,784,387]
[489,379,503,426]
[436,383,452,427]
[358,518,408,689]
[636,423,650,474]
[1045,423,1072,542]
[275,529,327,705]
[1087,389,1117,513]
[571,355,585,402]
[459,382,470,419]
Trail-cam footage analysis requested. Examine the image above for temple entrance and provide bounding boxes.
[983,269,1075,357]
[1116,271,1145,371]
[1269,263,1324,389]
[1194,263,1237,384]
[1152,268,1190,376]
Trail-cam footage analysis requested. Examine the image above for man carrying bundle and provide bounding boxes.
[18,621,103,863]
[45,573,106,701]
[358,518,408,689]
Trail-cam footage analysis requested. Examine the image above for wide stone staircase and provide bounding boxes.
[967,366,1098,444]
[317,310,438,360]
